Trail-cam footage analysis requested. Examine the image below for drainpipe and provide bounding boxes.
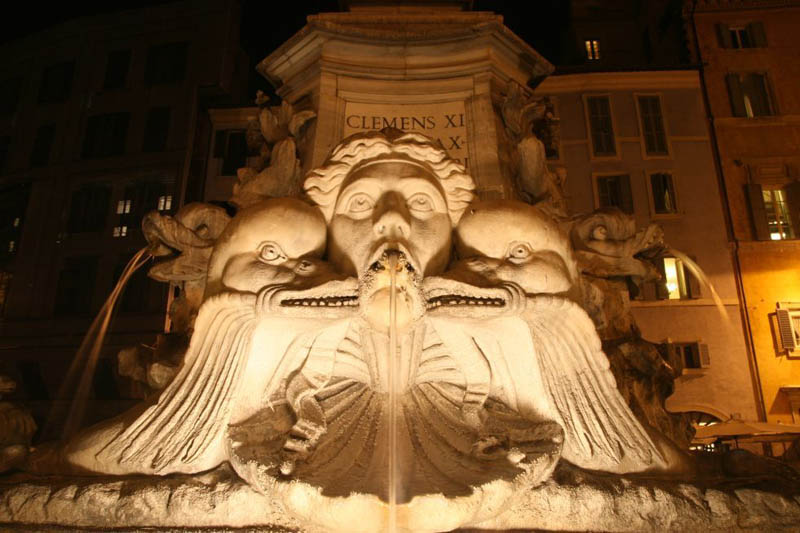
[690,0,767,423]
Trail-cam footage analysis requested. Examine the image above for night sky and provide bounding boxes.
[0,1,569,98]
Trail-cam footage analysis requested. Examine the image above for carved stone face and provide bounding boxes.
[454,200,577,295]
[328,161,452,278]
[205,199,328,298]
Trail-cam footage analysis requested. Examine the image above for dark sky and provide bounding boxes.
[0,1,569,97]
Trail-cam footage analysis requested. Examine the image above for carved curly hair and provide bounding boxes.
[303,128,476,226]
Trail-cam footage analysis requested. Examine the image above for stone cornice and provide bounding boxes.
[535,70,701,94]
[257,11,552,93]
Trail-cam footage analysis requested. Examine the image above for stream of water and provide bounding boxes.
[45,247,151,440]
[387,252,399,533]
[667,247,730,325]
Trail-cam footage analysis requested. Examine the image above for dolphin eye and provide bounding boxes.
[258,241,287,263]
[407,193,433,212]
[295,259,316,273]
[346,193,374,213]
[507,242,533,263]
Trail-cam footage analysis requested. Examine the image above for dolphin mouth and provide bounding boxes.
[422,278,513,312]
[277,278,360,308]
[281,295,359,307]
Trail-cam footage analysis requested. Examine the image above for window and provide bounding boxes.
[82,112,130,158]
[595,174,633,213]
[586,96,616,156]
[0,78,22,117]
[637,96,668,156]
[214,129,247,176]
[649,172,678,215]
[67,184,111,233]
[38,61,74,104]
[638,255,700,301]
[726,73,774,118]
[157,195,172,211]
[584,39,600,60]
[54,255,98,315]
[776,302,800,352]
[142,107,170,152]
[145,42,188,85]
[763,189,794,240]
[717,22,767,49]
[30,123,55,167]
[664,342,710,371]
[745,183,800,241]
[115,181,171,235]
[103,49,131,90]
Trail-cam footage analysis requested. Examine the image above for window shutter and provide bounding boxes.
[726,74,746,117]
[716,24,733,48]
[748,22,767,47]
[698,343,711,368]
[776,309,797,350]
[784,181,800,237]
[744,183,771,240]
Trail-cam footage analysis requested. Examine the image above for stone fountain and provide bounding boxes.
[2,7,800,532]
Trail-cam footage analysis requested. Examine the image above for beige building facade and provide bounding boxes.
[536,70,759,422]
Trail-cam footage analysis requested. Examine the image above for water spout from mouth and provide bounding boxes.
[667,247,730,325]
[387,250,399,533]
[45,248,152,441]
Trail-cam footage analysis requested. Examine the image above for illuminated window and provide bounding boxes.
[650,172,678,215]
[116,199,132,215]
[112,225,127,238]
[663,257,688,299]
[157,195,172,211]
[584,39,600,60]
[762,189,794,240]
[7,240,14,252]
[12,217,19,228]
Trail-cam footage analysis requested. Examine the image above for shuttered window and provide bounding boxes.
[716,22,767,49]
[586,96,616,156]
[595,174,632,213]
[637,96,668,155]
[726,73,774,118]
[650,172,678,214]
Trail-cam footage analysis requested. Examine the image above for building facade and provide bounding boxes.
[536,70,759,423]
[688,0,800,426]
[0,0,248,434]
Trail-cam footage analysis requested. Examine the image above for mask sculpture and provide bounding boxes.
[34,130,673,532]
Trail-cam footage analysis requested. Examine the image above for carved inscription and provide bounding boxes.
[343,101,470,167]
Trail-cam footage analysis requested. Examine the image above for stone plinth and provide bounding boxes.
[3,463,800,532]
